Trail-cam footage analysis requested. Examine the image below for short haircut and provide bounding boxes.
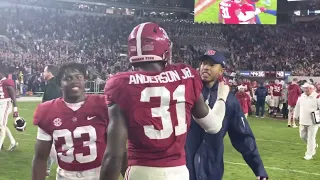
[57,62,87,84]
[46,65,59,77]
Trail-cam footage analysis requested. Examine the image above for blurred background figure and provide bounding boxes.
[236,85,251,118]
[255,82,268,118]
[281,82,288,119]
[287,78,301,128]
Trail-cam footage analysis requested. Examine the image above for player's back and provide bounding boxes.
[0,78,14,101]
[104,63,202,167]
[219,0,241,24]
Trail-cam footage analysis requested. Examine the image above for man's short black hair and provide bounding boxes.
[46,65,59,77]
[57,62,87,84]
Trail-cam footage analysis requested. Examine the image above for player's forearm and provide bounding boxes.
[194,100,226,134]
[100,152,124,180]
[31,157,47,180]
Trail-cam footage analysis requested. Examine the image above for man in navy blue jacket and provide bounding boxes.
[185,50,268,180]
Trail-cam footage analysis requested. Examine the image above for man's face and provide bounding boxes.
[304,86,313,96]
[199,60,223,82]
[43,66,52,81]
[60,69,85,100]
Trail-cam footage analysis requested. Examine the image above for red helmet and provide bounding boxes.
[128,22,172,64]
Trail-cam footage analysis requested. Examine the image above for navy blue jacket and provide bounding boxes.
[255,86,268,101]
[185,81,268,180]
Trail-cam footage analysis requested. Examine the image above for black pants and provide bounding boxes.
[282,103,288,118]
[256,99,265,117]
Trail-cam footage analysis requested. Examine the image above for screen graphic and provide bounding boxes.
[194,0,278,24]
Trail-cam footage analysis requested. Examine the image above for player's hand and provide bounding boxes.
[13,107,19,118]
[217,81,230,102]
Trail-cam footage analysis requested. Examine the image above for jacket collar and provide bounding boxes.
[203,80,218,91]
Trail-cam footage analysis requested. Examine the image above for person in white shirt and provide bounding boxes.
[294,82,319,160]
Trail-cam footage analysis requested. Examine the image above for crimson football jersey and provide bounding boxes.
[239,3,255,24]
[0,78,14,100]
[33,95,108,171]
[219,1,241,24]
[272,84,282,97]
[104,64,202,167]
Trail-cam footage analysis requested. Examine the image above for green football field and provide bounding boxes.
[195,0,277,24]
[0,102,320,180]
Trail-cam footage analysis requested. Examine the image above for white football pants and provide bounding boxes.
[0,101,15,150]
[56,166,101,180]
[125,165,189,180]
[299,125,319,157]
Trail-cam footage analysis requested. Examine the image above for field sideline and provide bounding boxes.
[0,101,319,180]
[195,0,278,24]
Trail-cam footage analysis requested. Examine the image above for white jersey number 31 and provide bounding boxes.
[221,6,231,19]
[141,85,187,140]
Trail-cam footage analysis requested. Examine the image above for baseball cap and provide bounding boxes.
[302,82,314,88]
[198,49,227,68]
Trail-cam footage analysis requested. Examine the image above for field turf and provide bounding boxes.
[195,0,277,24]
[0,102,319,180]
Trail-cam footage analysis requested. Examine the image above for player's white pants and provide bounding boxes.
[125,165,189,180]
[299,125,319,157]
[272,96,280,108]
[266,95,273,106]
[56,166,100,180]
[0,101,15,150]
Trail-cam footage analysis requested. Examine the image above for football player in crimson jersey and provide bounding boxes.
[100,22,229,180]
[218,0,264,24]
[271,80,283,117]
[32,63,117,180]
[0,69,19,152]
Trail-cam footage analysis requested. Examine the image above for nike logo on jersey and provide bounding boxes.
[87,116,96,120]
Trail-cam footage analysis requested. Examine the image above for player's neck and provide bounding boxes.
[63,95,86,103]
[205,81,216,89]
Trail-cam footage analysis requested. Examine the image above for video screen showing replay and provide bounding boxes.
[194,0,278,24]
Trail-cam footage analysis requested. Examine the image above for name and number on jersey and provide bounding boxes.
[34,64,201,169]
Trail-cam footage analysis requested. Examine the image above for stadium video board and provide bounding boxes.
[194,0,278,24]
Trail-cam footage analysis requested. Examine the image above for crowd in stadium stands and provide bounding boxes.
[1,6,320,89]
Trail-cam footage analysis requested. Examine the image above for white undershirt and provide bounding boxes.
[36,101,85,141]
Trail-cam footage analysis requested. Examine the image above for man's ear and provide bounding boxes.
[219,65,225,76]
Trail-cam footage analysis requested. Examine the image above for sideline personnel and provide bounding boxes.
[293,82,319,160]
[42,65,61,176]
[185,50,268,180]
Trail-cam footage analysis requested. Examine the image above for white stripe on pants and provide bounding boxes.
[299,124,319,156]
[0,101,15,149]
